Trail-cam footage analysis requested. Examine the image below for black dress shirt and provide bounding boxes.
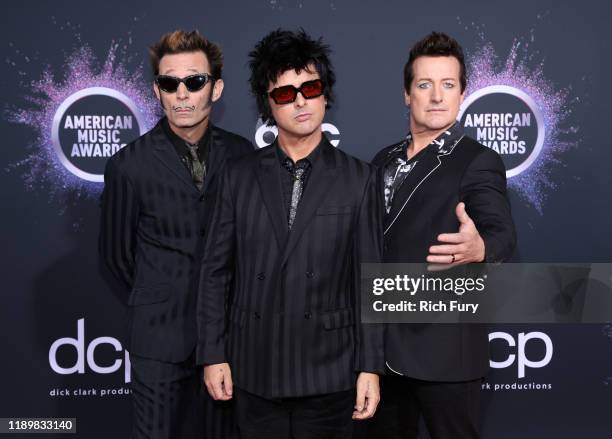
[162,117,211,172]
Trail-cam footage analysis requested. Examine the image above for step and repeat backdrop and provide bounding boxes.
[1,1,611,437]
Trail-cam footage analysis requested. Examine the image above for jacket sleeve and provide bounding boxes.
[353,166,386,374]
[196,166,236,365]
[459,148,517,263]
[99,156,139,291]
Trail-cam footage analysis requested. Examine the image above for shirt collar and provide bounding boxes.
[405,121,464,156]
[275,135,324,168]
[162,117,211,155]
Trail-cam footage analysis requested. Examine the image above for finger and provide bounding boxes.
[354,387,366,413]
[429,252,465,264]
[224,370,233,397]
[456,202,472,225]
[212,377,226,400]
[436,232,465,244]
[427,254,461,264]
[362,395,379,419]
[429,244,461,255]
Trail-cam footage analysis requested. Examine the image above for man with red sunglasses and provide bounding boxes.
[100,30,253,439]
[197,29,384,438]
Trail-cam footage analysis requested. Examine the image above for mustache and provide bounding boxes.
[172,105,196,111]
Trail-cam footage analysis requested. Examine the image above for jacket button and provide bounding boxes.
[254,312,261,319]
[304,312,312,319]
[306,271,314,278]
[257,272,265,280]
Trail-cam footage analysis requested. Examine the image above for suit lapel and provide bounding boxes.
[200,125,224,196]
[280,139,338,266]
[255,146,289,251]
[383,135,465,234]
[150,121,199,192]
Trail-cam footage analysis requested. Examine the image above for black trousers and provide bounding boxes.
[130,353,237,439]
[234,386,355,439]
[364,374,482,439]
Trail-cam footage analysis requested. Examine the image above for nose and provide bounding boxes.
[176,82,189,100]
[294,90,307,108]
[430,84,443,103]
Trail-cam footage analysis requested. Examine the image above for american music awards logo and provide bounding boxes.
[459,85,544,179]
[460,41,577,212]
[52,87,146,182]
[7,43,159,197]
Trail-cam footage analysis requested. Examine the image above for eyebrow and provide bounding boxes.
[417,77,458,82]
[162,68,201,74]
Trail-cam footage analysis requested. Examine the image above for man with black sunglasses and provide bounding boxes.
[100,30,253,439]
[196,29,384,439]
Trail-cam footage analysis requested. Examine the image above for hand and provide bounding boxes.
[203,363,233,401]
[426,202,485,270]
[352,372,380,420]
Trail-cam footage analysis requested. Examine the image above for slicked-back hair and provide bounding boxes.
[404,31,467,93]
[149,30,223,79]
[249,28,336,126]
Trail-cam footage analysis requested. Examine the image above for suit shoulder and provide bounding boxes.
[459,136,505,169]
[105,128,157,175]
[371,140,404,167]
[213,126,254,152]
[332,147,376,178]
[225,143,267,174]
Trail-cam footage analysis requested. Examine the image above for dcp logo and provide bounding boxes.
[458,85,545,178]
[254,118,340,148]
[489,331,553,378]
[48,318,131,383]
[51,87,146,182]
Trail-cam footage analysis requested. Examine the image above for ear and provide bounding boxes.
[404,89,411,106]
[153,81,161,101]
[211,79,224,102]
[459,89,465,105]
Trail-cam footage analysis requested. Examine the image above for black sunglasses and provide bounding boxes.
[268,79,325,105]
[155,73,214,93]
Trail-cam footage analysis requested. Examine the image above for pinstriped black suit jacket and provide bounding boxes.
[196,137,385,398]
[99,119,253,363]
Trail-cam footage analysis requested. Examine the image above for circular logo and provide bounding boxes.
[52,87,146,182]
[254,118,340,148]
[458,85,545,178]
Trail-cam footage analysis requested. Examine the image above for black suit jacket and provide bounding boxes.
[372,135,516,382]
[99,119,253,363]
[197,137,385,398]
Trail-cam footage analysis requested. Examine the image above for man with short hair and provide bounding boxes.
[369,32,516,439]
[100,30,253,438]
[197,29,384,439]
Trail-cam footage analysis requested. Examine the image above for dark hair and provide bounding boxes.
[149,30,223,79]
[403,32,466,93]
[248,28,336,126]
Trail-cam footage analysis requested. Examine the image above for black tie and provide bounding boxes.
[186,143,205,191]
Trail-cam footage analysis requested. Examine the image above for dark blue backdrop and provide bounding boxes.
[1,1,611,437]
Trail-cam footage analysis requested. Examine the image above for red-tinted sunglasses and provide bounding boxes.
[268,79,325,105]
